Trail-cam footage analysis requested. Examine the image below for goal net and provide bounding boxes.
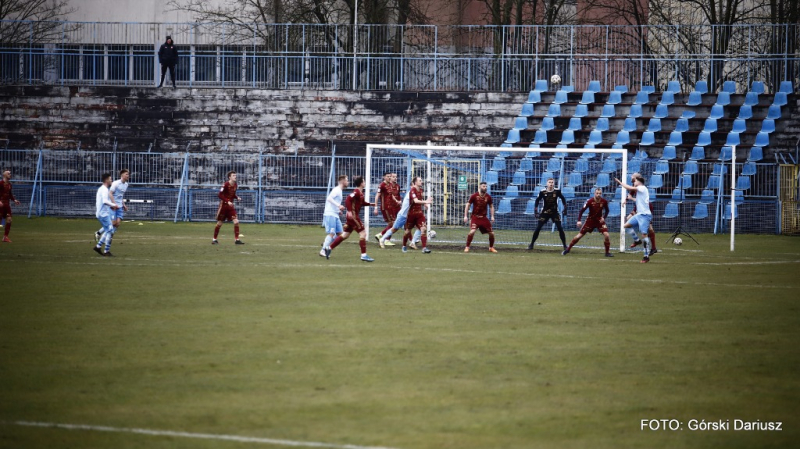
[365,144,631,252]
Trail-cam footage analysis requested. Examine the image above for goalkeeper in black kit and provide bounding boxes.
[528,178,568,251]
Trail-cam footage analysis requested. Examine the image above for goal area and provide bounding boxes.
[365,144,631,252]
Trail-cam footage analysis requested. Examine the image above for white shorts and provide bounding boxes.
[323,215,343,235]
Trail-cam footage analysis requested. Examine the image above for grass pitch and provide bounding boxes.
[1,218,799,449]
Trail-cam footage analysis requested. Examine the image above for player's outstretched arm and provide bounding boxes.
[615,178,636,191]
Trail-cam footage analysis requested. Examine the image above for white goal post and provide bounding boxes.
[364,144,630,252]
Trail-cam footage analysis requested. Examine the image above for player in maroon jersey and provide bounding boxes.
[403,176,433,254]
[626,172,657,255]
[213,171,244,245]
[562,188,613,257]
[0,170,21,243]
[328,176,376,262]
[463,181,497,253]
[373,172,401,247]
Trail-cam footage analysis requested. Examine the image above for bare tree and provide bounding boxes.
[0,0,76,44]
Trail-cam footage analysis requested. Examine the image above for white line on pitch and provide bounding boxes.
[4,421,400,449]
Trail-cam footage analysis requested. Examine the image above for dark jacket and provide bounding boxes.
[158,40,179,65]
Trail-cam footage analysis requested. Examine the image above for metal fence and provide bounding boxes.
[1,148,787,235]
[1,21,798,92]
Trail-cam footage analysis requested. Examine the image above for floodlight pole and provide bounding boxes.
[730,144,736,251]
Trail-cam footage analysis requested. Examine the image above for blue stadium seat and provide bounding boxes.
[735,176,751,191]
[547,104,561,117]
[674,118,689,133]
[718,146,732,161]
[737,104,753,119]
[724,203,738,220]
[491,157,506,171]
[519,158,534,172]
[686,91,702,106]
[504,129,520,144]
[600,159,618,173]
[616,131,630,145]
[660,91,675,105]
[501,143,513,148]
[615,85,629,93]
[497,198,513,214]
[766,104,781,119]
[567,117,581,131]
[681,110,696,119]
[525,149,541,156]
[647,118,662,133]
[628,104,643,118]
[696,131,712,147]
[712,163,728,176]
[594,173,611,188]
[741,161,757,176]
[699,189,715,205]
[689,146,705,161]
[513,116,528,130]
[761,119,775,134]
[628,159,642,173]
[654,159,670,175]
[607,91,622,105]
[663,202,679,218]
[709,104,724,119]
[574,104,589,118]
[554,90,568,104]
[662,145,677,160]
[527,90,542,103]
[667,80,681,93]
[533,129,548,145]
[498,151,512,158]
[613,187,623,200]
[623,117,637,132]
[641,85,656,93]
[732,119,747,134]
[716,91,731,106]
[725,132,740,147]
[566,172,583,186]
[547,157,563,172]
[512,170,526,185]
[562,186,576,199]
[747,146,763,162]
[580,151,596,158]
[669,188,685,203]
[667,131,682,146]
[640,131,655,146]
[541,117,555,132]
[534,79,548,92]
[692,203,709,220]
[678,174,692,189]
[523,198,537,215]
[734,190,744,205]
[484,170,499,185]
[560,130,575,145]
[574,158,589,173]
[607,201,621,218]
[779,80,793,93]
[695,81,709,94]
[722,81,736,94]
[504,185,519,199]
[562,86,575,93]
[683,160,699,175]
[744,92,759,106]
[703,118,717,133]
[751,81,765,94]
[706,175,721,190]
[648,187,657,199]
[653,104,669,119]
[634,91,650,104]
[520,103,534,117]
[580,91,595,104]
[773,92,788,107]
[587,130,603,146]
[601,104,616,118]
[611,144,624,150]
[596,117,610,132]
[587,80,602,93]
[539,171,554,186]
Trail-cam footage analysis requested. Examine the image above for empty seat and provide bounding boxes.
[675,118,689,133]
[696,131,712,147]
[574,104,589,118]
[699,189,715,204]
[520,103,534,117]
[653,104,669,119]
[667,131,682,146]
[654,159,670,175]
[703,118,718,133]
[566,172,583,186]
[735,176,751,191]
[601,104,615,118]
[504,129,520,144]
[773,92,788,107]
[716,91,731,106]
[613,186,623,200]
[497,198,513,214]
[547,104,561,117]
[491,157,506,171]
[712,163,728,176]
[596,117,610,132]
[779,80,793,93]
[689,146,705,160]
[513,116,528,130]
[615,85,629,93]
[562,186,576,199]
[722,81,736,93]
[574,158,589,172]
[734,190,744,204]
[517,158,533,172]
[568,117,582,131]
[534,79,548,92]
[766,104,782,119]
[669,188,685,203]
[607,91,622,105]
[525,149,541,156]
[660,91,675,105]
[683,160,699,175]
[634,91,650,104]
[663,202,679,218]
[640,131,655,146]
[649,174,664,189]
[580,91,595,104]
[600,159,618,173]
[523,198,537,215]
[732,119,747,133]
[511,170,527,185]
[607,201,621,217]
[667,80,681,93]
[662,145,677,160]
[681,110,696,119]
[695,81,708,94]
[747,146,763,162]
[527,90,542,103]
[647,118,662,133]
[616,131,630,145]
[724,203,738,220]
[587,130,603,146]
[718,146,732,161]
[692,203,709,220]
[504,185,519,199]
[706,175,721,190]
[744,92,759,106]
[678,174,692,190]
[533,129,548,144]
[709,104,725,119]
[546,157,563,172]
[737,104,753,120]
[725,132,740,147]
[741,161,757,176]
[554,90,568,104]
[686,91,703,106]
[642,85,656,93]
[594,173,611,188]
[628,159,642,173]
[587,80,601,93]
[761,119,775,134]
[541,117,555,131]
[560,130,575,145]
[623,117,637,132]
[751,81,765,94]
[628,104,643,118]
[580,151,596,158]
[484,170,499,185]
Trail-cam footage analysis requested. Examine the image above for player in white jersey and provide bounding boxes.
[320,175,348,259]
[94,173,119,256]
[377,187,422,250]
[615,174,653,263]
[96,169,130,242]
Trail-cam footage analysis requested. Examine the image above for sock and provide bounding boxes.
[568,236,579,250]
[323,235,333,249]
[381,225,392,236]
[626,227,639,242]
[414,229,421,243]
[489,233,495,247]
[234,224,240,240]
[642,237,651,257]
[4,222,10,236]
[359,238,367,255]
[648,229,657,250]
[105,235,113,252]
[383,229,394,240]
[330,235,344,250]
[421,234,427,248]
[604,239,610,254]
[466,234,474,247]
[214,224,221,239]
[98,227,104,235]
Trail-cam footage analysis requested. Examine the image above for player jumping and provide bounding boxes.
[320,175,347,259]
[96,169,129,243]
[464,181,497,253]
[213,171,244,245]
[404,176,433,254]
[327,176,375,262]
[93,173,119,256]
[615,175,652,263]
[528,178,568,251]
[626,172,658,256]
[562,187,613,257]
[377,185,420,249]
[0,170,21,243]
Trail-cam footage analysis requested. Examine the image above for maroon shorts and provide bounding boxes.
[216,203,237,222]
[470,216,492,234]
[381,208,397,224]
[580,218,609,235]
[405,211,427,230]
[343,214,364,233]
[0,204,12,219]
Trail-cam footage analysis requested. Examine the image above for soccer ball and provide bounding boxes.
[674,237,683,245]
[550,74,561,85]
[428,230,437,239]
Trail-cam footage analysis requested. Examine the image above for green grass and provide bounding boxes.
[1,217,799,449]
